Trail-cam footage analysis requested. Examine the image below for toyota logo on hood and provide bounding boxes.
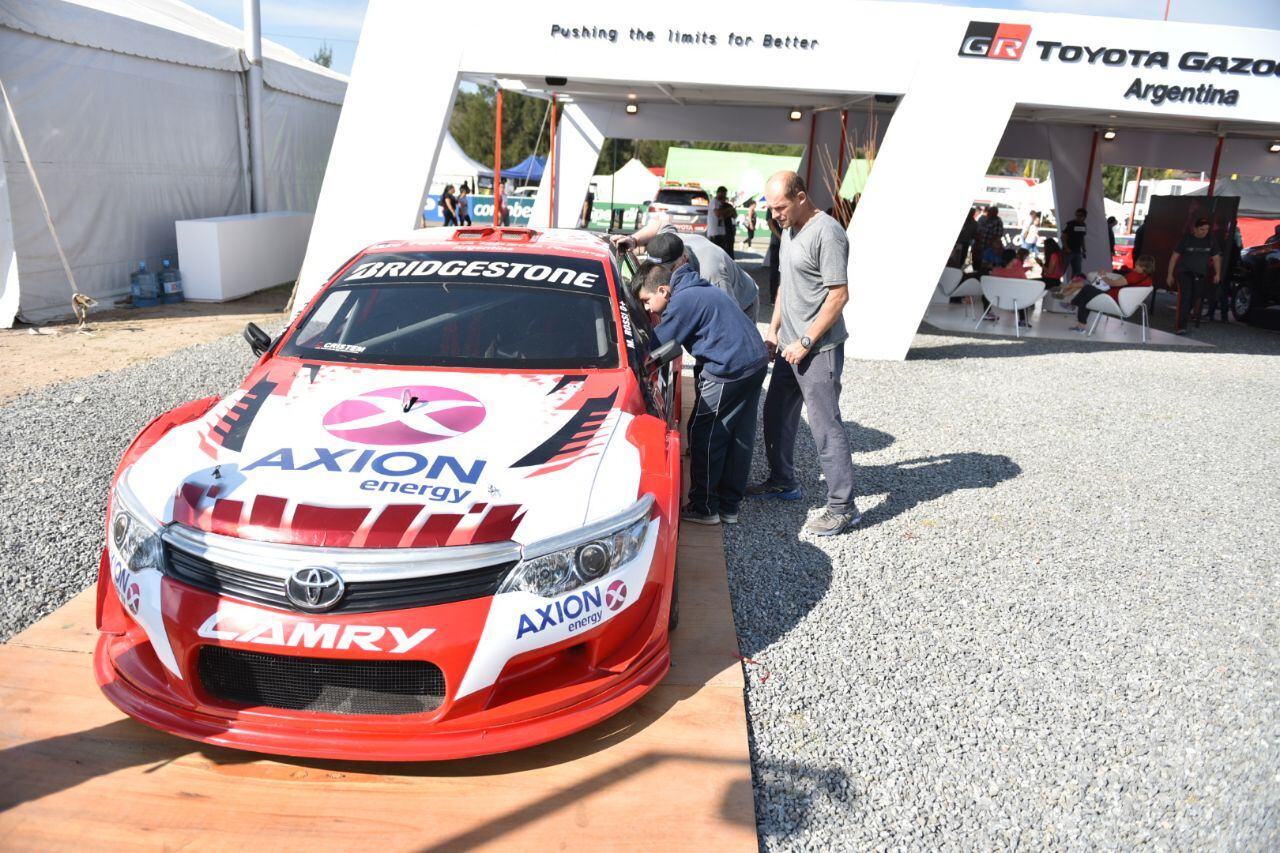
[285,566,345,612]
[322,385,486,446]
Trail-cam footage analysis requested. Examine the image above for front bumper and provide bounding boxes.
[94,520,673,761]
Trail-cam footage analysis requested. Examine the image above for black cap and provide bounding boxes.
[1194,217,1210,227]
[647,232,685,265]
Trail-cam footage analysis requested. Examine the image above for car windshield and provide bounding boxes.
[654,189,709,207]
[280,252,620,370]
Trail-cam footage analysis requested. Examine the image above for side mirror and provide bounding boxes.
[648,339,680,368]
[244,322,272,357]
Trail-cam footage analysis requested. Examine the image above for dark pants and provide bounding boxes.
[687,366,767,516]
[1072,284,1107,324]
[761,345,858,515]
[1068,251,1085,279]
[1208,279,1230,320]
[745,227,755,247]
[1176,271,1206,331]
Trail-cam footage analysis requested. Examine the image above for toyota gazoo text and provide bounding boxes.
[96,226,684,760]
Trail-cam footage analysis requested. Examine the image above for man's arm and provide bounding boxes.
[1212,251,1223,282]
[1166,251,1181,287]
[610,215,664,251]
[764,296,782,358]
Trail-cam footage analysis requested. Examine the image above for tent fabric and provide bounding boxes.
[504,155,545,183]
[591,158,660,206]
[0,0,346,322]
[0,0,347,105]
[430,133,493,192]
[1185,177,1280,217]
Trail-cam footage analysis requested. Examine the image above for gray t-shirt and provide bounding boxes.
[779,211,848,352]
[658,223,759,314]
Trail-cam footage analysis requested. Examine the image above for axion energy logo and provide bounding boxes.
[959,21,1031,61]
[605,580,627,611]
[323,385,485,445]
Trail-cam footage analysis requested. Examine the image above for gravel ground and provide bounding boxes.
[731,318,1280,849]
[0,333,261,640]
[2,316,1277,849]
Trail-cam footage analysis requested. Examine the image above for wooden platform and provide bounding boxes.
[0,452,754,849]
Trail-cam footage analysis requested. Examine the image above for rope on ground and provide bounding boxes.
[0,75,93,332]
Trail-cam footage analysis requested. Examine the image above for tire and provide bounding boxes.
[1232,283,1256,322]
[667,569,680,633]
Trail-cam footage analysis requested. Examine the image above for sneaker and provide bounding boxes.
[804,509,862,537]
[721,510,739,524]
[680,506,720,525]
[746,481,802,500]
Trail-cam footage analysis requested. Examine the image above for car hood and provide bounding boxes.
[125,361,641,548]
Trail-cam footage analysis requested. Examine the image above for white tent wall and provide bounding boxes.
[263,89,340,214]
[0,29,249,321]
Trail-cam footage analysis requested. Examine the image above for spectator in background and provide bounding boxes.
[744,199,758,248]
[1038,237,1065,291]
[456,185,472,226]
[1106,216,1118,256]
[1019,211,1041,253]
[1064,207,1088,279]
[973,205,1004,274]
[1167,217,1221,334]
[440,184,458,227]
[766,204,783,303]
[954,207,979,269]
[1070,255,1156,332]
[460,180,472,196]
[706,186,737,257]
[578,187,595,230]
[991,248,1034,327]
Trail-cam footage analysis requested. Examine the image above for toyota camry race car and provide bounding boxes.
[96,226,683,760]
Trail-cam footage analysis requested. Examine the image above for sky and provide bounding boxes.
[184,0,1278,76]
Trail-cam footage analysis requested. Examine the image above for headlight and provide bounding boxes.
[109,471,164,573]
[499,494,654,597]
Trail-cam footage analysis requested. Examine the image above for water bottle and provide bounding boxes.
[133,260,159,307]
[159,258,185,304]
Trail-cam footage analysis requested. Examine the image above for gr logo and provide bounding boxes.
[959,21,1031,61]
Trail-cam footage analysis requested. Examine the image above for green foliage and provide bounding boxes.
[309,42,333,68]
[596,140,803,174]
[450,86,552,170]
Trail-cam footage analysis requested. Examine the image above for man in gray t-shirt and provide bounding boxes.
[611,218,759,319]
[749,171,860,536]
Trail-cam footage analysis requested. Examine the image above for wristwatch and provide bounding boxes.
[800,335,813,349]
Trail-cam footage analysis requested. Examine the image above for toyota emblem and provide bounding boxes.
[285,566,345,612]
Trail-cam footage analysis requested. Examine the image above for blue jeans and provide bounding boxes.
[1068,251,1085,279]
[687,365,767,516]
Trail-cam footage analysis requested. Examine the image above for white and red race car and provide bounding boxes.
[96,227,683,760]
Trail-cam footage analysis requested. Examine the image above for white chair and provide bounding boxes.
[975,277,1046,339]
[1086,285,1154,342]
[938,269,985,318]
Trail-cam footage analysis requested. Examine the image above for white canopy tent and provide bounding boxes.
[428,133,494,195]
[0,0,347,324]
[591,158,661,206]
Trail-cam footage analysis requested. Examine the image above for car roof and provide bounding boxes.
[361,226,615,263]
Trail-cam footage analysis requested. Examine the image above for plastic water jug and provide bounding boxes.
[159,258,185,304]
[130,261,159,307]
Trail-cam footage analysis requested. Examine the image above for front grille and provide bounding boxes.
[165,545,514,613]
[197,646,446,715]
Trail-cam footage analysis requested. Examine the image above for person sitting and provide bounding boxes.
[1069,255,1155,332]
[989,248,1034,327]
[1038,238,1065,291]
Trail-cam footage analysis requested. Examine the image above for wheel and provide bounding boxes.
[667,568,680,633]
[1232,283,1256,322]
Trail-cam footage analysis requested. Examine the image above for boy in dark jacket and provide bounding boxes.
[633,234,768,525]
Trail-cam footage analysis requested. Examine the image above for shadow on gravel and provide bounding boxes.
[747,754,854,844]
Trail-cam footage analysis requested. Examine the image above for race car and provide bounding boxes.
[95,226,684,761]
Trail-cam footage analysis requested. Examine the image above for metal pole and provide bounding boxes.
[804,112,817,190]
[1128,166,1143,235]
[549,94,558,228]
[493,88,503,225]
[243,0,266,213]
[1207,135,1224,197]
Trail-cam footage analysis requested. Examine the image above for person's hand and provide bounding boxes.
[764,328,779,359]
[610,234,637,252]
[781,341,810,364]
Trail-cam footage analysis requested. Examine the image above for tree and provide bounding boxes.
[450,86,552,170]
[310,42,333,68]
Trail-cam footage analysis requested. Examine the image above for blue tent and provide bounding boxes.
[503,155,545,183]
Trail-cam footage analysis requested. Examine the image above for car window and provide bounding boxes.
[654,189,709,207]
[281,252,620,370]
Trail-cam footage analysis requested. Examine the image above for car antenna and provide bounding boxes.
[402,389,418,413]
